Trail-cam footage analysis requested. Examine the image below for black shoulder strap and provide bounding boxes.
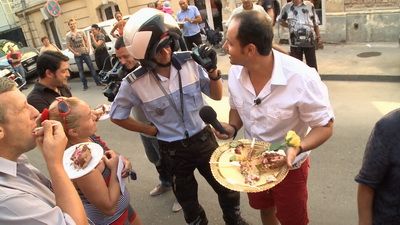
[125,66,148,84]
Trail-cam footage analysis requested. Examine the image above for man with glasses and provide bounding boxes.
[27,51,72,113]
[0,77,87,224]
[66,18,104,90]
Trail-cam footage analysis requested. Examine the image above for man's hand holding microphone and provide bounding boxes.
[199,106,239,140]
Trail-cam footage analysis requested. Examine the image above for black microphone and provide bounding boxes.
[199,106,228,135]
[254,98,261,105]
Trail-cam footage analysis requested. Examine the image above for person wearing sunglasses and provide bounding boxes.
[46,97,142,225]
[0,78,88,225]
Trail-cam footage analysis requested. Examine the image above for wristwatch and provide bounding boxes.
[209,70,221,81]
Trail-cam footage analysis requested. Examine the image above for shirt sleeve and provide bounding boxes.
[0,193,76,225]
[297,69,334,127]
[195,61,211,97]
[66,34,71,46]
[277,3,289,21]
[193,6,201,17]
[311,4,320,25]
[355,123,390,189]
[109,80,138,120]
[27,95,49,113]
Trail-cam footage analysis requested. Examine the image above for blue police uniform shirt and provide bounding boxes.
[109,58,213,142]
[177,5,202,37]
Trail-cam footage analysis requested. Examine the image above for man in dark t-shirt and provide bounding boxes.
[27,51,72,112]
[355,108,400,225]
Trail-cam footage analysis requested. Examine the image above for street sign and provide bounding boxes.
[46,0,61,17]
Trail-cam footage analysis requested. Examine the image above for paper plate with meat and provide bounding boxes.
[210,139,289,193]
[63,142,103,179]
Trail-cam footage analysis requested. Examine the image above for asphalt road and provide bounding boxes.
[22,78,400,225]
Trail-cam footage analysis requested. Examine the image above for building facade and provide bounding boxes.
[7,0,400,49]
[10,0,180,49]
[324,0,400,43]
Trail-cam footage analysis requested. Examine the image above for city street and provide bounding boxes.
[22,77,400,225]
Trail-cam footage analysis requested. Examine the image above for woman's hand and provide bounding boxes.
[102,150,119,171]
[120,156,132,178]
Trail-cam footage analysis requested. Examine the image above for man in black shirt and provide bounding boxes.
[27,51,72,112]
[355,108,400,225]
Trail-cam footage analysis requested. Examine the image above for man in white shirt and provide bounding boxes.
[215,11,334,225]
[0,78,87,225]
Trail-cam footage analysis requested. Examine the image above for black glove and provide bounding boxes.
[191,44,217,73]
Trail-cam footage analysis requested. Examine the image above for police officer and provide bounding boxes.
[110,8,248,225]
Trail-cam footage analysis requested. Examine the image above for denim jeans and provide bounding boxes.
[13,65,26,83]
[74,53,101,87]
[140,134,172,187]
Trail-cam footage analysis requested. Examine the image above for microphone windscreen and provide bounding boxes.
[199,106,217,124]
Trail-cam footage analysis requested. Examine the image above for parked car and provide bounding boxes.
[0,39,39,80]
[62,16,129,73]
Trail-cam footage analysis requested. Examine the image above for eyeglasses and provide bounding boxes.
[56,97,71,129]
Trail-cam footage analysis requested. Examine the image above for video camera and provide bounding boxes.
[102,61,127,102]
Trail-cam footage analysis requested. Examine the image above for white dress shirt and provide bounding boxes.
[228,50,334,168]
[0,155,76,225]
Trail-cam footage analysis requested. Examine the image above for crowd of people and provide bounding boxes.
[0,1,396,225]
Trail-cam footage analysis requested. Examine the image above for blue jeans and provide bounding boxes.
[13,65,26,83]
[74,53,101,87]
[140,134,172,187]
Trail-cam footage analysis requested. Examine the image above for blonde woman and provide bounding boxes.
[45,97,142,225]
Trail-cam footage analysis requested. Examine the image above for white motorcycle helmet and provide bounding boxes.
[123,8,181,69]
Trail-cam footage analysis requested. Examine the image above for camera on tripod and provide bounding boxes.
[103,61,127,102]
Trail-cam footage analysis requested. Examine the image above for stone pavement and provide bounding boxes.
[216,42,400,82]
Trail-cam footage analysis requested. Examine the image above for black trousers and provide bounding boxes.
[94,47,111,71]
[290,46,318,71]
[184,32,203,51]
[158,126,242,225]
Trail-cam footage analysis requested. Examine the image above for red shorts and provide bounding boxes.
[248,158,310,225]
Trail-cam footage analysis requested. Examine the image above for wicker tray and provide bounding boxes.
[210,139,289,193]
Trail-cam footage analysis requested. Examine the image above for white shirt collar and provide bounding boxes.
[0,156,17,177]
[270,50,288,86]
[236,49,287,88]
